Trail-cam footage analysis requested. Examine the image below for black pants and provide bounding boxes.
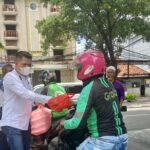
[0,107,2,120]
[59,128,88,150]
[0,107,10,150]
[0,131,10,150]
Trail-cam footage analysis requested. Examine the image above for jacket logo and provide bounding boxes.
[104,91,117,101]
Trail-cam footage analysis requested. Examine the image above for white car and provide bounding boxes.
[33,82,82,104]
[33,84,44,94]
[33,82,83,94]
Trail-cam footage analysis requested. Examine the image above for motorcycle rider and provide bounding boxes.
[39,70,65,96]
[32,70,68,147]
[60,49,128,150]
[39,70,69,117]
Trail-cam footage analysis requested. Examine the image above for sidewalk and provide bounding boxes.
[124,96,150,108]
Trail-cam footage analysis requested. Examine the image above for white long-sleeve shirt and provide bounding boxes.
[0,70,51,130]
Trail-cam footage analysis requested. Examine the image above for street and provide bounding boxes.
[123,107,150,150]
[1,105,150,150]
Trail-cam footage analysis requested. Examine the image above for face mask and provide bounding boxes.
[18,66,31,76]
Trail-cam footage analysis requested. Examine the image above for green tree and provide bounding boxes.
[37,0,150,66]
[0,42,4,49]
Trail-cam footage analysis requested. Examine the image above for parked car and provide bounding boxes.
[33,84,44,94]
[33,82,83,94]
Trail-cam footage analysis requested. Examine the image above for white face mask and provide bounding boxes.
[18,66,31,76]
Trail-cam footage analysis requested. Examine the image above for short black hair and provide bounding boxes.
[16,51,32,60]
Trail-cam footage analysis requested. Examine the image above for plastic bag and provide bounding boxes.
[31,104,52,136]
[48,93,74,112]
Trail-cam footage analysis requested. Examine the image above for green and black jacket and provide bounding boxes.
[64,76,127,137]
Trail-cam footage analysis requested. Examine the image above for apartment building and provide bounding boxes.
[0,0,77,84]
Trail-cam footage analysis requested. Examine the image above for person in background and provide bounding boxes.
[39,70,66,97]
[59,49,128,150]
[0,64,13,150]
[0,64,13,119]
[106,66,125,108]
[0,51,52,150]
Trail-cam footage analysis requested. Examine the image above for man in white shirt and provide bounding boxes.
[0,51,52,150]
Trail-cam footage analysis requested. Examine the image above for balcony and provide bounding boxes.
[4,16,17,25]
[3,20,17,25]
[5,46,18,50]
[2,4,17,15]
[4,30,18,40]
[0,56,16,63]
[5,39,18,50]
[5,55,16,62]
[50,5,60,15]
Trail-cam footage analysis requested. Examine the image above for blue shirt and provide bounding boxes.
[0,79,4,91]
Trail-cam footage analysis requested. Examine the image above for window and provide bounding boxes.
[132,82,140,88]
[5,25,16,30]
[53,49,64,56]
[6,40,17,46]
[5,15,16,21]
[7,49,17,55]
[50,5,60,12]
[6,49,17,62]
[30,3,37,11]
[4,0,15,4]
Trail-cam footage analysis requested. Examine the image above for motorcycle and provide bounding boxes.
[30,92,127,150]
[31,106,87,150]
[31,94,87,150]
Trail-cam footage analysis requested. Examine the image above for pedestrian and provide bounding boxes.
[59,49,128,150]
[106,66,125,108]
[0,63,13,150]
[0,51,52,150]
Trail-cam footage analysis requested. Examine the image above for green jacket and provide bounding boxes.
[46,82,68,118]
[64,76,127,137]
[47,82,66,97]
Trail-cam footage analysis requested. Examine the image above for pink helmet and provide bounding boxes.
[74,49,106,80]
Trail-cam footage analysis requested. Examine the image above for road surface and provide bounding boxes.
[123,107,150,150]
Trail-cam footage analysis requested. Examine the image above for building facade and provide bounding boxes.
[0,0,77,84]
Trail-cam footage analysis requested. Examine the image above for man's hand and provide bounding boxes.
[34,102,44,106]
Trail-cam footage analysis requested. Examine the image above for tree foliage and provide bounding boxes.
[36,15,72,52]
[0,42,4,49]
[38,0,150,66]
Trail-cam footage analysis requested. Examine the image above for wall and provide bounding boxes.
[61,70,75,82]
[127,87,150,97]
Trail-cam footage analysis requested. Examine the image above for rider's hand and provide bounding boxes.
[60,120,64,127]
[56,120,64,131]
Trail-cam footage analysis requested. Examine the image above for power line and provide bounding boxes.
[114,45,150,60]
